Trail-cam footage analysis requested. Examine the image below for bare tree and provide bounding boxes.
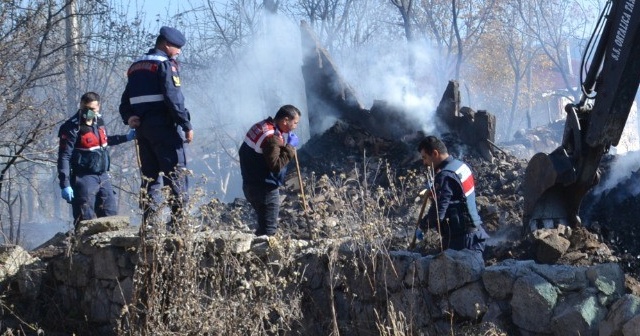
[291,0,359,52]
[516,0,592,102]
[0,0,73,243]
[496,1,543,139]
[390,0,414,42]
[0,0,153,245]
[412,0,497,82]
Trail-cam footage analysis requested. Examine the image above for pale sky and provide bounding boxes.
[135,0,181,27]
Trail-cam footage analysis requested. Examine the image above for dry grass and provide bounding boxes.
[117,184,304,335]
[0,159,508,335]
[115,159,434,335]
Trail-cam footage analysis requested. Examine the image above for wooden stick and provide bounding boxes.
[294,151,314,240]
[134,138,146,236]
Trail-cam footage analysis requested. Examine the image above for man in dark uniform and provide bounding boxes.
[239,105,301,236]
[119,26,193,228]
[58,92,136,226]
[417,136,489,256]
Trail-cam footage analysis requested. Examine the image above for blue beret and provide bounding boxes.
[159,26,186,48]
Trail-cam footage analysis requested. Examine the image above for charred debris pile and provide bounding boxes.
[279,95,640,284]
[205,21,640,282]
[293,20,640,277]
[294,19,521,254]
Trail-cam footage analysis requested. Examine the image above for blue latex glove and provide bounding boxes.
[61,186,74,203]
[415,228,424,241]
[287,132,299,147]
[126,129,136,141]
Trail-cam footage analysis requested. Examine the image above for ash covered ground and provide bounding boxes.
[200,120,640,290]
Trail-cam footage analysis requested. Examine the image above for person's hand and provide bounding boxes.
[128,115,141,128]
[287,132,299,147]
[418,187,434,200]
[184,130,194,143]
[415,228,424,241]
[126,129,136,141]
[61,186,74,203]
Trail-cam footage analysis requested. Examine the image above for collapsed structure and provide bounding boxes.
[299,21,497,161]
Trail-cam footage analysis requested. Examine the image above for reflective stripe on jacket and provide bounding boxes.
[119,49,192,132]
[441,158,483,226]
[239,117,289,186]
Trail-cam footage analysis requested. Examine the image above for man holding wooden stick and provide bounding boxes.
[239,105,301,236]
[416,136,489,257]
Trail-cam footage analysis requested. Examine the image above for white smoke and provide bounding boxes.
[181,13,308,201]
[592,151,640,196]
[181,11,443,200]
[336,41,439,135]
[610,101,640,154]
[185,14,307,142]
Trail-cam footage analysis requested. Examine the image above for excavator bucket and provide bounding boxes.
[522,127,607,235]
[523,152,580,233]
[522,147,604,235]
[522,104,594,233]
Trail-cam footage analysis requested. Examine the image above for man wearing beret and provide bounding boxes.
[120,26,193,230]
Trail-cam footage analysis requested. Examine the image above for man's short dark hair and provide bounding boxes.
[274,104,301,121]
[80,92,100,105]
[418,136,448,154]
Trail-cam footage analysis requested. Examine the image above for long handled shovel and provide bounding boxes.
[294,150,315,240]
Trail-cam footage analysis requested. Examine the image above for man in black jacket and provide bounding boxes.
[418,136,489,255]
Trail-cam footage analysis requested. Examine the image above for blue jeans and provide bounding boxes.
[243,183,280,236]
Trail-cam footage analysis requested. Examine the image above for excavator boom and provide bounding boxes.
[523,0,640,233]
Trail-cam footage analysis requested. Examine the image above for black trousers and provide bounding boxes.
[243,183,280,236]
[442,226,489,253]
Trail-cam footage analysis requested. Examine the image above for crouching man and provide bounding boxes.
[417,136,490,257]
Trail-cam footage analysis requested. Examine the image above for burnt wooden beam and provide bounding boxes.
[300,20,365,136]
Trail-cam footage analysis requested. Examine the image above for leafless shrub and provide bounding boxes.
[299,156,433,334]
[118,185,304,336]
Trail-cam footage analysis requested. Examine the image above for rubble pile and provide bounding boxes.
[200,118,640,286]
[580,155,640,280]
[294,17,640,282]
[501,120,565,159]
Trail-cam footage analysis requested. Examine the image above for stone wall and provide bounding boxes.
[2,217,640,335]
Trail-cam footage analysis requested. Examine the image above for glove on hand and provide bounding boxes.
[61,186,74,203]
[287,132,299,148]
[415,228,424,241]
[126,129,136,141]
